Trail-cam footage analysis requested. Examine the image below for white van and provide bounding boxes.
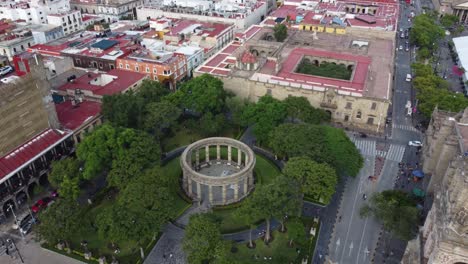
[406,74,412,82]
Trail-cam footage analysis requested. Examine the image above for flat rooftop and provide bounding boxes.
[196,26,394,99]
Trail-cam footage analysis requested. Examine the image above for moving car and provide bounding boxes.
[406,74,412,82]
[1,75,19,84]
[408,141,423,147]
[399,45,403,50]
[0,65,13,76]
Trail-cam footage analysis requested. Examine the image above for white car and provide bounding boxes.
[1,75,19,84]
[408,141,422,147]
[0,65,13,76]
[399,45,403,50]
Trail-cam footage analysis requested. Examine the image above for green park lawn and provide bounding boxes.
[227,217,320,264]
[212,155,281,233]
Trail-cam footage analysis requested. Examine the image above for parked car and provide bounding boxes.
[0,65,13,76]
[408,141,423,147]
[359,132,368,138]
[399,45,403,50]
[1,75,19,84]
[31,197,55,214]
[12,213,34,230]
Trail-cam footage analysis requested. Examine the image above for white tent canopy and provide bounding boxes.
[453,36,468,81]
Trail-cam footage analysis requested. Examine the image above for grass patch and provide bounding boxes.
[296,60,352,80]
[227,221,312,264]
[211,154,281,233]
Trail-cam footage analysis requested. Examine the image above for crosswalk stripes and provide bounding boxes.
[376,150,387,158]
[386,144,406,162]
[392,123,419,133]
[350,138,376,157]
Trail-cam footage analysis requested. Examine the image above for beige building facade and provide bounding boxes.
[194,27,394,133]
[402,107,468,264]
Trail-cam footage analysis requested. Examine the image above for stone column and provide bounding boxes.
[195,149,200,166]
[209,185,213,204]
[228,145,232,164]
[205,145,210,163]
[188,178,193,196]
[234,184,239,200]
[243,179,248,195]
[237,150,242,167]
[222,185,227,204]
[216,144,221,161]
[196,182,202,200]
[245,154,249,166]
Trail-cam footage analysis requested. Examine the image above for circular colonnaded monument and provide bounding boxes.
[181,137,256,206]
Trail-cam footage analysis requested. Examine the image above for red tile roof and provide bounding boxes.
[0,129,70,181]
[276,48,370,93]
[241,51,257,64]
[56,100,102,131]
[59,69,147,96]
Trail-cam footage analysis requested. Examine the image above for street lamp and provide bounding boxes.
[6,204,24,239]
[6,238,24,263]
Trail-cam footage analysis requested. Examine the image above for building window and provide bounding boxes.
[344,115,349,122]
[267,89,272,95]
[153,68,157,74]
[20,45,24,51]
[146,67,150,73]
[110,65,114,70]
[119,63,123,68]
[126,64,130,69]
[135,66,139,71]
[99,63,103,68]
[356,111,362,119]
[154,76,158,81]
[13,47,17,53]
[371,102,377,110]
[367,117,374,125]
[76,59,81,65]
[345,102,352,109]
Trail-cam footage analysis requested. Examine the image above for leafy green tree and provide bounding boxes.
[76,124,118,179]
[48,158,80,188]
[440,14,458,28]
[360,190,418,241]
[183,213,223,264]
[233,200,260,248]
[268,123,333,164]
[287,218,306,246]
[273,24,287,42]
[143,101,181,138]
[245,175,302,242]
[107,129,161,189]
[283,157,337,203]
[101,91,145,129]
[411,63,433,77]
[199,112,226,137]
[137,79,170,105]
[283,96,330,124]
[58,175,81,201]
[171,74,227,115]
[241,95,287,144]
[36,200,83,251]
[97,171,174,242]
[322,126,363,177]
[226,96,247,132]
[410,14,444,51]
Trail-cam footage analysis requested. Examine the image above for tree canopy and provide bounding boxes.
[360,190,419,241]
[77,124,160,186]
[283,96,330,124]
[241,95,287,144]
[36,200,84,247]
[97,170,175,242]
[183,213,223,264]
[273,24,288,42]
[440,14,458,28]
[322,126,363,177]
[48,158,81,189]
[143,101,181,137]
[283,157,337,203]
[410,14,444,52]
[268,123,333,164]
[168,74,227,115]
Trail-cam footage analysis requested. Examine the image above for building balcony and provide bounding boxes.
[320,102,338,109]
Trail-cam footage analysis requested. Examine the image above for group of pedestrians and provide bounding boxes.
[394,162,420,190]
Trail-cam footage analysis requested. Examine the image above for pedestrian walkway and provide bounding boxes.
[385,145,406,162]
[376,150,387,158]
[350,139,376,157]
[392,123,419,133]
